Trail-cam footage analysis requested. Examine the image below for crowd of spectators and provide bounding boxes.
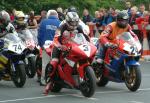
[6,2,150,48]
[81,2,150,48]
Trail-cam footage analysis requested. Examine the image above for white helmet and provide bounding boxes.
[0,10,10,25]
[65,12,79,30]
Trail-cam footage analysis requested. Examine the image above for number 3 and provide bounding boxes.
[83,45,88,51]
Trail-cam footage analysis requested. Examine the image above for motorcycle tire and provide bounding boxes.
[50,82,62,93]
[12,64,26,88]
[125,66,141,92]
[25,57,36,78]
[96,74,109,87]
[80,66,96,97]
[45,63,62,93]
[35,55,42,79]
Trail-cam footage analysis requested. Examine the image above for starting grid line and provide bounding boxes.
[0,88,150,103]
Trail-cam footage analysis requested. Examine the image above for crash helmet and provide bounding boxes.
[116,11,129,28]
[65,12,79,31]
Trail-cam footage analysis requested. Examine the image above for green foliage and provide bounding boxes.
[0,0,149,15]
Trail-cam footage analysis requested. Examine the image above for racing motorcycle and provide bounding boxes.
[18,29,37,78]
[44,33,97,97]
[0,33,26,87]
[92,32,142,91]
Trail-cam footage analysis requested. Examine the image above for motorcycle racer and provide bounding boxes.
[0,10,16,38]
[46,11,90,82]
[95,11,139,65]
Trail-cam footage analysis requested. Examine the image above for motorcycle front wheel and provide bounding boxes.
[35,55,42,79]
[11,63,26,88]
[25,56,36,78]
[125,66,141,92]
[80,66,96,97]
[45,63,62,93]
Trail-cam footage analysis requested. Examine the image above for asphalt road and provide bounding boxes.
[0,61,149,103]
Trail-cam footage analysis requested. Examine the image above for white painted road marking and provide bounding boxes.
[142,74,150,77]
[0,95,64,103]
[0,88,150,103]
[129,101,144,103]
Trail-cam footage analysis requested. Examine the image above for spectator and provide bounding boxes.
[139,4,146,17]
[38,10,60,85]
[102,8,116,26]
[82,9,94,37]
[129,6,142,45]
[27,11,38,29]
[9,9,16,22]
[125,1,132,16]
[129,6,143,44]
[63,9,68,15]
[57,7,65,21]
[143,11,150,49]
[27,10,38,44]
[129,6,140,26]
[93,11,103,34]
[38,10,47,24]
[82,9,93,25]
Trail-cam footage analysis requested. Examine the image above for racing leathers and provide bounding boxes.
[49,23,90,78]
[96,22,139,64]
[0,22,16,37]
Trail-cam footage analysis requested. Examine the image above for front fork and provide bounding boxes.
[77,62,90,83]
[124,59,140,75]
[10,60,24,79]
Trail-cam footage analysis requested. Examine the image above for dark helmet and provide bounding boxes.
[67,6,77,13]
[0,10,10,27]
[65,12,79,31]
[116,11,129,28]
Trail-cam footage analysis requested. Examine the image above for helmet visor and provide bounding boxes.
[68,21,78,26]
[117,18,128,24]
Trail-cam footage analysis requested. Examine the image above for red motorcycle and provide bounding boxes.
[45,33,97,97]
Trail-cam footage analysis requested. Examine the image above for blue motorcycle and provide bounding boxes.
[0,33,26,87]
[92,32,142,91]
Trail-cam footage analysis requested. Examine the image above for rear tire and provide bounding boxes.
[125,66,141,92]
[12,64,26,88]
[80,66,96,97]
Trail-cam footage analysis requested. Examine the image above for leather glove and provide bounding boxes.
[104,42,118,49]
